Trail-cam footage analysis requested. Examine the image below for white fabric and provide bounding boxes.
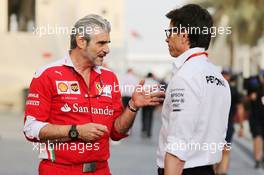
[34,52,102,78]
[157,47,231,169]
[23,115,48,140]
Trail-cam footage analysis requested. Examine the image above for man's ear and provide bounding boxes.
[181,33,189,45]
[76,35,87,49]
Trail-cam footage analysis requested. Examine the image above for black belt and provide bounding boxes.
[83,161,108,172]
[158,165,215,175]
[158,167,164,175]
[41,160,108,173]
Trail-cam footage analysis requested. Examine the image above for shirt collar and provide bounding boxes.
[63,52,102,74]
[172,47,206,71]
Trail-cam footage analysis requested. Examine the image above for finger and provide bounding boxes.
[147,102,161,106]
[138,79,145,86]
[95,124,109,133]
[150,91,165,98]
[134,79,145,92]
[94,129,106,137]
[93,133,103,139]
[151,97,165,102]
[89,134,99,141]
[96,129,109,137]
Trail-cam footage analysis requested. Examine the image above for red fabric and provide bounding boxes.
[24,57,127,165]
[39,160,110,175]
[184,52,208,63]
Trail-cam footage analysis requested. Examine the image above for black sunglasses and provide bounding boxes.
[164,28,178,38]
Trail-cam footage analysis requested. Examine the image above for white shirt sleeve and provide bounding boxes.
[23,115,49,141]
[165,75,202,161]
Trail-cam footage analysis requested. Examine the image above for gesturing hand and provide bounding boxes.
[77,123,108,142]
[131,80,165,108]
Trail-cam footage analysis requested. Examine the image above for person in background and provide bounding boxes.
[247,70,264,168]
[141,72,160,138]
[119,68,139,107]
[215,70,245,175]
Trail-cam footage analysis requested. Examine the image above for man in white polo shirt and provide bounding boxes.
[157,4,231,175]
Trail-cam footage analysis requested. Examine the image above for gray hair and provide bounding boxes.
[70,14,111,49]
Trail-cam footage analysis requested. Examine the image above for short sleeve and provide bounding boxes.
[110,74,128,141]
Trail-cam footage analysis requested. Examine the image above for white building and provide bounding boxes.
[0,0,125,112]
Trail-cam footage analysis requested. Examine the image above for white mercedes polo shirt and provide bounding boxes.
[157,47,231,169]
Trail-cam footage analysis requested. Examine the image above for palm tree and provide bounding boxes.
[195,0,264,72]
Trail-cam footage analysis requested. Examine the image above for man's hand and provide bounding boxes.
[113,80,165,136]
[77,123,108,142]
[131,80,165,108]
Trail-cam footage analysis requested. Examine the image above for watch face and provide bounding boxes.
[70,131,78,138]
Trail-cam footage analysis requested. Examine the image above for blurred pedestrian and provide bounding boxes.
[215,70,245,175]
[119,68,139,107]
[247,71,264,168]
[141,72,160,138]
[157,4,231,175]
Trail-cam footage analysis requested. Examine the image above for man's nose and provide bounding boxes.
[165,37,169,43]
[103,45,110,54]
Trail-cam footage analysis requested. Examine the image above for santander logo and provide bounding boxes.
[60,103,113,116]
[61,104,71,112]
[61,103,89,113]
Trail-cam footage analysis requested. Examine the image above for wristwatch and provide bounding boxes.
[68,125,79,140]
[128,100,139,112]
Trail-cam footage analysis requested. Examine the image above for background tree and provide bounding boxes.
[195,0,264,72]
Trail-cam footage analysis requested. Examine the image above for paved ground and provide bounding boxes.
[0,110,264,175]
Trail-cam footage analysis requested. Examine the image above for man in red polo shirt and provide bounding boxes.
[23,14,164,175]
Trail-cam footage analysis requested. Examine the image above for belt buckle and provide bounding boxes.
[83,162,96,172]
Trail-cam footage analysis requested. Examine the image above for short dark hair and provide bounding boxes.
[166,4,213,50]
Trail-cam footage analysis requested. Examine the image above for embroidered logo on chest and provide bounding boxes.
[101,85,112,98]
[56,81,81,94]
